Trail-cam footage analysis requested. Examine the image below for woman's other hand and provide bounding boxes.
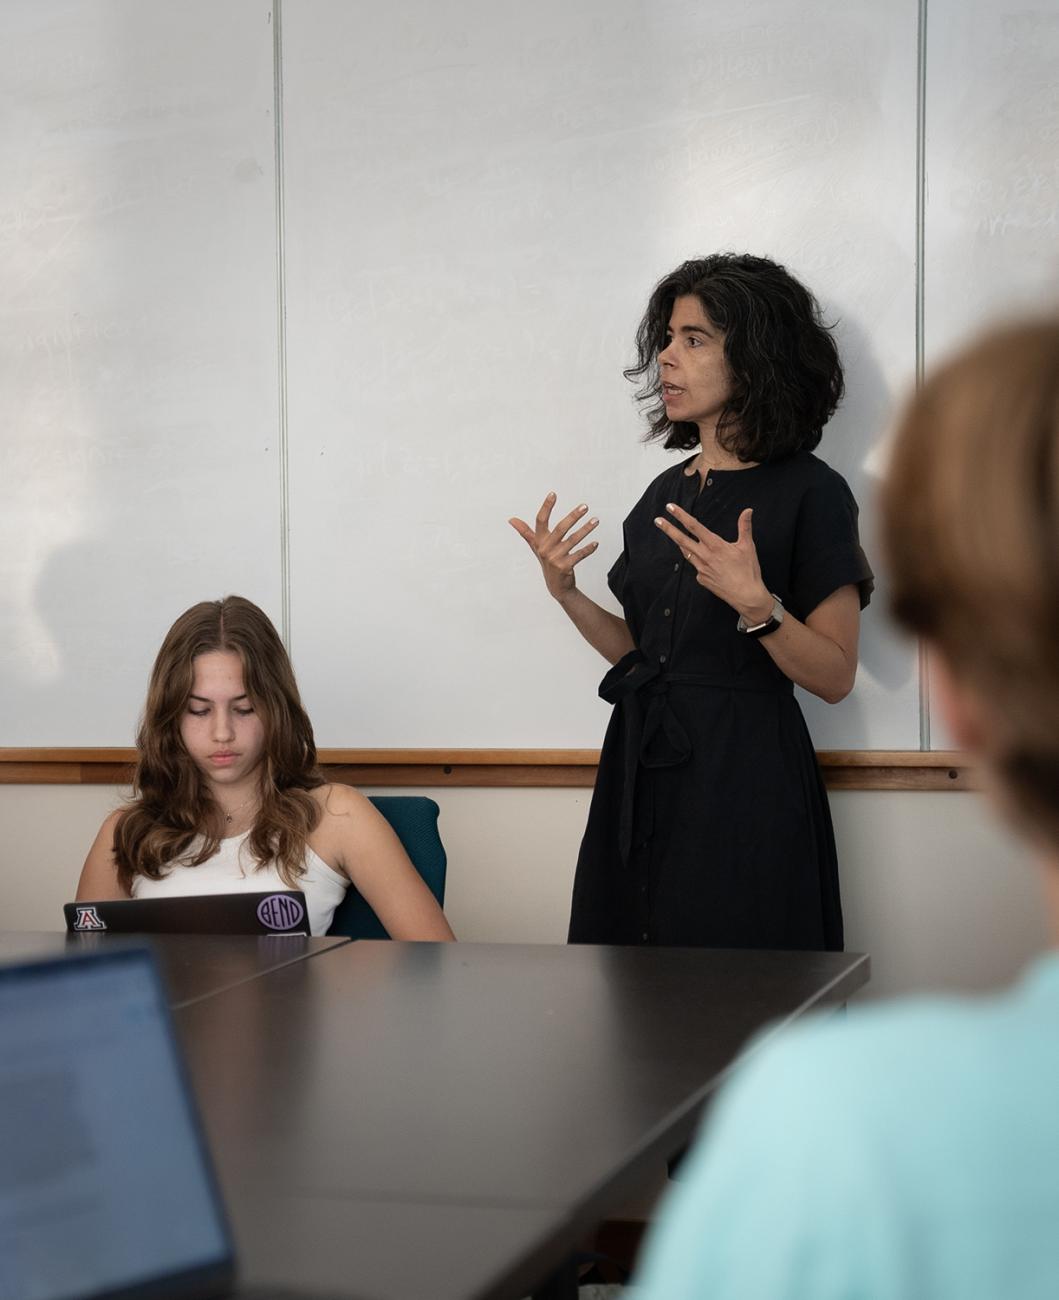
[655,503,772,624]
[509,493,600,604]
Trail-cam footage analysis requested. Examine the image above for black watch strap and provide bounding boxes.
[737,595,784,639]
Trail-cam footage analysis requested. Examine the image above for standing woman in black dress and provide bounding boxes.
[510,254,873,950]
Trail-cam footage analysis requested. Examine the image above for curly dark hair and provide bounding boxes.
[626,253,844,460]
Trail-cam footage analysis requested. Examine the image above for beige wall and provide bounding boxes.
[1,785,1047,1001]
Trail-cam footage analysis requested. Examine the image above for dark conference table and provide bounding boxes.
[179,940,867,1300]
[1,934,868,1299]
[0,929,348,1006]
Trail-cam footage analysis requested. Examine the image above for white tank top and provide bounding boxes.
[130,830,349,936]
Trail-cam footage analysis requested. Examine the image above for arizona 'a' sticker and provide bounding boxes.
[257,894,306,932]
[73,906,107,931]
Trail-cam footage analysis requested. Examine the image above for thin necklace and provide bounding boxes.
[223,792,259,825]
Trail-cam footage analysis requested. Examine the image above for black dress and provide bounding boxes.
[568,451,873,951]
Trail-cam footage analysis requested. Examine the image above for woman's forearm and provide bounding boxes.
[757,610,856,703]
[556,588,636,665]
[742,585,859,704]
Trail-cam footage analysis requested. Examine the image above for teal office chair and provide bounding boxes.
[325,795,448,939]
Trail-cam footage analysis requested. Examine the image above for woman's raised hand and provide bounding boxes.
[655,503,772,623]
[509,493,600,603]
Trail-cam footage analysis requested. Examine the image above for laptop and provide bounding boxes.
[63,892,310,937]
[0,945,348,1299]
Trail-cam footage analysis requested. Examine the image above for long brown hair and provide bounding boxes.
[881,319,1059,848]
[113,596,324,892]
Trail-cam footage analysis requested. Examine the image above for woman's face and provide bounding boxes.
[657,294,733,432]
[179,650,266,791]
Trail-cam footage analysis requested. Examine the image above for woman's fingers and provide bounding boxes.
[545,514,598,569]
[508,517,537,550]
[513,493,599,602]
[534,493,558,533]
[529,495,593,545]
[549,502,591,544]
[568,541,600,565]
[558,516,599,552]
[654,514,699,554]
[664,502,722,547]
[654,515,713,586]
[513,497,599,581]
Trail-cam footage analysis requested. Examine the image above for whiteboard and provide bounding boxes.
[0,0,282,745]
[3,0,1050,751]
[924,0,1059,746]
[925,0,1059,361]
[282,0,920,748]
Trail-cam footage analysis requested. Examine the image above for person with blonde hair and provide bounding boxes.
[77,596,455,940]
[633,318,1059,1298]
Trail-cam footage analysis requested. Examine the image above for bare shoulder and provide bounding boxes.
[310,782,374,824]
[77,807,129,901]
[94,807,126,847]
[306,783,394,879]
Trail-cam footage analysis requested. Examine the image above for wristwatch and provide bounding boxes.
[736,594,784,639]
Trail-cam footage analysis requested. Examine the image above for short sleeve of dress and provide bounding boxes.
[788,468,874,620]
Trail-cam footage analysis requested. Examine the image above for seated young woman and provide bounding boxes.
[76,595,455,941]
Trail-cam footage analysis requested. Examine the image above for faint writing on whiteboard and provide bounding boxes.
[0,165,200,245]
[18,313,156,358]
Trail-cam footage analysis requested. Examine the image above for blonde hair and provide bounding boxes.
[113,596,324,892]
[881,319,1059,847]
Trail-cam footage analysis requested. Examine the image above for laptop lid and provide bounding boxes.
[64,893,309,937]
[0,945,235,1299]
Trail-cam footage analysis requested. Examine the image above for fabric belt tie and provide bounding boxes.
[597,649,792,865]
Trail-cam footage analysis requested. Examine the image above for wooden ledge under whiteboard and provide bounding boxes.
[0,749,975,791]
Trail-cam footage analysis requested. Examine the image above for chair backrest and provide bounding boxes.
[325,795,447,939]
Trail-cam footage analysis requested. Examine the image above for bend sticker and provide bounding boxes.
[73,906,107,931]
[257,894,306,932]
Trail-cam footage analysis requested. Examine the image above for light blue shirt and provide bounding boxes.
[635,953,1059,1299]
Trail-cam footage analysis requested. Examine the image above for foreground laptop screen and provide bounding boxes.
[0,948,232,1300]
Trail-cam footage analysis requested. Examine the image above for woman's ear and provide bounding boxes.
[929,648,988,754]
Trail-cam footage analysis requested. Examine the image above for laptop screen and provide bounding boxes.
[0,947,233,1300]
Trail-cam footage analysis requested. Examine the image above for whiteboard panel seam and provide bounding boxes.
[916,0,931,751]
[273,0,292,649]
